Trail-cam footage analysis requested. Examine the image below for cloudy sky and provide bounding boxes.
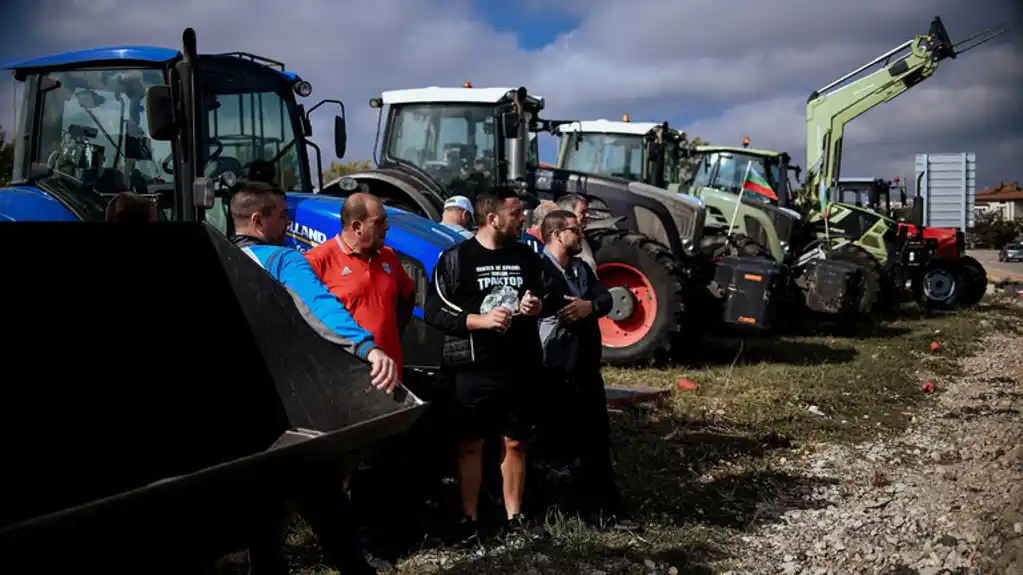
[1,0,1020,193]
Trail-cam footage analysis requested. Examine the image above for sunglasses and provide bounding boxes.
[556,225,582,234]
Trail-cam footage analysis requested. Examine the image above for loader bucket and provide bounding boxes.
[0,221,427,572]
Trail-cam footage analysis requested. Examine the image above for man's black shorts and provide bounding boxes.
[453,370,531,441]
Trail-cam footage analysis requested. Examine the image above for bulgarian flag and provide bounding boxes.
[741,163,779,201]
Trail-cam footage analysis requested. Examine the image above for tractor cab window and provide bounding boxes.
[562,133,644,181]
[31,68,172,221]
[663,138,680,184]
[526,132,540,169]
[199,58,309,235]
[698,152,782,205]
[202,63,307,195]
[690,153,714,189]
[386,103,496,201]
[837,182,889,213]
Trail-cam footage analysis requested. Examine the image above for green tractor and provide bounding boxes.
[555,15,1003,313]
[797,15,1002,309]
[554,119,881,324]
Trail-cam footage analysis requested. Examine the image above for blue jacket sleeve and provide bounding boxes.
[270,249,379,360]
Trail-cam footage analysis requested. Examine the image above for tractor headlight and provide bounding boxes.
[294,81,313,97]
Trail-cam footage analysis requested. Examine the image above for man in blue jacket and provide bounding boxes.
[227,180,393,575]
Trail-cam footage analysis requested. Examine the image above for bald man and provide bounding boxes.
[304,192,416,375]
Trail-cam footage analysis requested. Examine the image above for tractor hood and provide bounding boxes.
[532,166,706,250]
[322,166,449,221]
[0,178,110,222]
[284,192,461,269]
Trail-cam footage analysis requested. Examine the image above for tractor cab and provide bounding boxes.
[686,145,803,261]
[0,29,433,572]
[326,84,544,217]
[4,44,345,230]
[554,117,684,187]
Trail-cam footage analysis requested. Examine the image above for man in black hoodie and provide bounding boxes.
[536,209,624,525]
[423,187,545,543]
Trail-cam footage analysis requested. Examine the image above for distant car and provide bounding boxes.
[1000,243,1023,262]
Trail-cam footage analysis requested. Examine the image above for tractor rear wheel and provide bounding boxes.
[912,259,961,310]
[829,243,883,316]
[588,229,687,367]
[913,256,988,310]
[957,255,988,307]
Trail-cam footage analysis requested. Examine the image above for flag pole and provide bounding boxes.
[727,161,751,239]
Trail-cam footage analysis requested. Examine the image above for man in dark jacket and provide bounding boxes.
[537,209,624,524]
[423,187,545,544]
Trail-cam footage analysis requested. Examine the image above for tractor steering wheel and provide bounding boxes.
[158,139,224,175]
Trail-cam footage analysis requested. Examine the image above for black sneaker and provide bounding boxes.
[446,516,481,549]
[504,513,544,540]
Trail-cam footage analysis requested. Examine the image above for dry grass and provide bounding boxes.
[215,297,1023,575]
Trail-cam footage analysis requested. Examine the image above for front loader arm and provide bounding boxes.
[801,16,1005,214]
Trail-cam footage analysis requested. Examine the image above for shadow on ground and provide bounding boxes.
[211,402,834,574]
[611,411,834,529]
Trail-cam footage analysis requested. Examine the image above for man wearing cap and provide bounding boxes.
[441,196,476,239]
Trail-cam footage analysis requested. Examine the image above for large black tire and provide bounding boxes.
[957,255,988,307]
[587,229,688,367]
[912,256,988,310]
[912,259,961,311]
[829,243,884,316]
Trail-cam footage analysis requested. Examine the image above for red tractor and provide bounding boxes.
[836,176,987,309]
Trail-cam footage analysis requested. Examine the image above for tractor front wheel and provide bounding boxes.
[589,229,687,367]
[912,260,961,310]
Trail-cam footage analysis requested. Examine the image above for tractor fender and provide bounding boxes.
[321,168,444,221]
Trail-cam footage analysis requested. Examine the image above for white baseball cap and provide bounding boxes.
[444,195,474,217]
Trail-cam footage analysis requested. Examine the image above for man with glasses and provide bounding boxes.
[555,194,598,274]
[537,209,626,527]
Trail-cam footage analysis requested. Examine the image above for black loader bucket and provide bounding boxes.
[0,222,427,573]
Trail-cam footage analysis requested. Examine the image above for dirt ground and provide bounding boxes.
[215,294,1023,575]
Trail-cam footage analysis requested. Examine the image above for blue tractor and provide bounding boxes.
[0,27,456,571]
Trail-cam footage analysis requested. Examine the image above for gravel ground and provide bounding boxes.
[719,306,1023,574]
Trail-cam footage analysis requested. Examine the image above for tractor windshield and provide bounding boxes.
[386,103,509,201]
[691,151,783,205]
[28,67,173,220]
[561,132,645,181]
[201,57,308,194]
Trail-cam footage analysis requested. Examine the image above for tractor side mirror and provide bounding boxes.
[145,85,176,141]
[334,115,347,159]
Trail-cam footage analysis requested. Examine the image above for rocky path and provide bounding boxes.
[721,323,1023,574]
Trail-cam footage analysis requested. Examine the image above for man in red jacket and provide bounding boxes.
[304,192,415,375]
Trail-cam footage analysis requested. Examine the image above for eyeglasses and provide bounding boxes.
[555,225,582,234]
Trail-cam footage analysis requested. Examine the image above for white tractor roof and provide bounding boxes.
[380,86,545,108]
[556,119,661,136]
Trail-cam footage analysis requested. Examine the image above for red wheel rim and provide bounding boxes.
[597,262,658,348]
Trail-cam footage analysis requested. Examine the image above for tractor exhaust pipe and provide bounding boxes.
[504,87,528,187]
